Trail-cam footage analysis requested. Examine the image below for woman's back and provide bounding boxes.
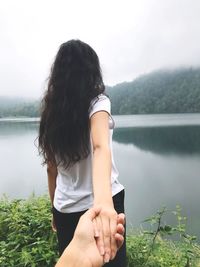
[53,94,123,213]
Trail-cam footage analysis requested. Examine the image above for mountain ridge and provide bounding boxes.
[0,67,200,117]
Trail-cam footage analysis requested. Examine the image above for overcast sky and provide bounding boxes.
[0,0,200,98]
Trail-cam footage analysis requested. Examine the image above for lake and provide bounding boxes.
[0,114,200,240]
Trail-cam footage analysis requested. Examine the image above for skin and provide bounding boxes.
[47,161,57,232]
[90,111,118,262]
[55,208,125,267]
[48,110,120,262]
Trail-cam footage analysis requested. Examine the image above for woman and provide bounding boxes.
[38,39,126,266]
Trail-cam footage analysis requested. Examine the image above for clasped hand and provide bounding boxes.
[55,207,125,267]
[93,206,123,263]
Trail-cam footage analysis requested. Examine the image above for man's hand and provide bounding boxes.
[72,207,104,267]
[55,207,125,267]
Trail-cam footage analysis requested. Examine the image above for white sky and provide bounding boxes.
[0,0,200,98]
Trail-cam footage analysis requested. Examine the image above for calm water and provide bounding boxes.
[0,114,200,239]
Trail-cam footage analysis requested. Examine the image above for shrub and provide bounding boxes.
[127,206,200,267]
[0,195,58,267]
[0,196,200,267]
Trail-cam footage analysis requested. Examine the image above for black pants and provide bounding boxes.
[53,190,126,267]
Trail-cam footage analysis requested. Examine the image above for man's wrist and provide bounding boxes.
[57,241,91,267]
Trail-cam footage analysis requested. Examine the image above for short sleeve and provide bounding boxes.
[89,94,111,118]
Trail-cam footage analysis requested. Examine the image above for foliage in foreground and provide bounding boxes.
[127,206,200,267]
[0,196,200,267]
[0,195,58,267]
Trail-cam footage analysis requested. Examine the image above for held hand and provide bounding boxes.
[56,207,103,267]
[71,207,104,267]
[55,208,125,267]
[51,215,57,232]
[93,205,118,263]
[73,208,125,265]
[115,213,125,249]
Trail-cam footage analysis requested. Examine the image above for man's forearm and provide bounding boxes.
[55,242,92,267]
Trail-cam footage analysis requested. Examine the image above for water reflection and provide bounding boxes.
[0,121,39,137]
[113,141,200,239]
[113,126,200,155]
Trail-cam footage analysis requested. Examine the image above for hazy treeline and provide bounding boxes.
[107,67,200,114]
[0,67,200,117]
[0,97,40,118]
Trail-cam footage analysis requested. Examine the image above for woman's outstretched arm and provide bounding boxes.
[90,111,117,263]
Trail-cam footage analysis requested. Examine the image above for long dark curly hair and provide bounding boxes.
[38,39,105,168]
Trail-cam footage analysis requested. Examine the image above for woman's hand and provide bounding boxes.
[93,205,118,263]
[51,215,57,232]
[115,213,125,249]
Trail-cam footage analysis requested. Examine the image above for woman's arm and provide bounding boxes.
[90,111,113,206]
[90,111,117,263]
[47,161,58,232]
[47,161,58,206]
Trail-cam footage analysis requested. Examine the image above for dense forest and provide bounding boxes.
[0,67,200,117]
[107,67,200,114]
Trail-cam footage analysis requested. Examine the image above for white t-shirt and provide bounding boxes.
[53,94,124,213]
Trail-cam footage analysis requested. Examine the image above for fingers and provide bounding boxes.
[93,218,99,237]
[95,216,105,256]
[116,223,125,236]
[117,213,125,225]
[51,217,57,232]
[115,222,125,249]
[91,209,125,263]
[52,223,57,232]
[101,215,111,263]
[109,216,117,260]
[115,232,124,249]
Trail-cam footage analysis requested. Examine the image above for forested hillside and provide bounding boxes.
[0,67,200,117]
[0,97,39,117]
[107,67,200,114]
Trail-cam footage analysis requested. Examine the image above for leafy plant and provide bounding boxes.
[1,196,200,267]
[126,205,200,267]
[0,195,58,267]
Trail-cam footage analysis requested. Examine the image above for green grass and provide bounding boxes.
[0,195,200,267]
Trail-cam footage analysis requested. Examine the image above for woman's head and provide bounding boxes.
[38,39,105,167]
[49,40,104,100]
